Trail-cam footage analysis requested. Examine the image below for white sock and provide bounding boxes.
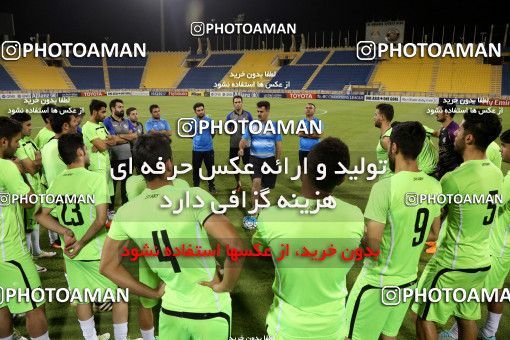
[32,225,42,254]
[449,321,458,339]
[0,334,13,340]
[481,311,502,337]
[140,327,155,340]
[114,322,128,340]
[78,316,98,340]
[31,331,50,340]
[26,232,33,254]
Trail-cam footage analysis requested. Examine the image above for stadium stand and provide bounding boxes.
[64,67,105,89]
[177,67,231,89]
[308,65,375,90]
[0,65,20,91]
[1,54,72,90]
[109,67,144,89]
[435,57,492,95]
[327,50,373,64]
[222,50,282,85]
[371,56,435,93]
[296,51,330,65]
[107,56,147,67]
[67,56,103,66]
[203,53,243,66]
[142,52,189,89]
[503,64,510,96]
[270,65,317,90]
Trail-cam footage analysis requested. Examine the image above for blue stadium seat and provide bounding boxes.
[503,64,510,96]
[107,57,147,67]
[0,65,20,90]
[308,65,375,90]
[177,67,230,89]
[109,67,144,89]
[64,67,105,89]
[296,51,329,65]
[67,56,103,66]
[203,54,243,66]
[270,65,317,90]
[327,51,373,64]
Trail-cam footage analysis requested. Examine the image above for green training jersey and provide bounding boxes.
[376,127,392,179]
[436,160,503,269]
[41,138,67,188]
[82,121,110,172]
[126,175,189,201]
[486,141,502,169]
[363,171,442,286]
[252,197,364,337]
[15,136,42,194]
[34,126,55,150]
[43,167,109,261]
[490,170,510,258]
[417,125,438,175]
[108,185,230,313]
[0,159,31,261]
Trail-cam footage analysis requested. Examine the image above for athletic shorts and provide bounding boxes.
[229,147,250,166]
[345,276,416,339]
[65,258,118,304]
[411,258,490,325]
[484,255,510,291]
[250,156,277,189]
[159,304,232,340]
[0,254,44,314]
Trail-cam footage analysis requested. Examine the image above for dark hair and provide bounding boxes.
[0,116,22,140]
[376,103,394,122]
[390,121,426,160]
[462,111,502,151]
[126,107,137,116]
[233,95,243,102]
[501,129,510,144]
[390,121,401,128]
[10,111,31,123]
[307,137,350,192]
[41,104,57,123]
[257,101,270,111]
[109,99,123,111]
[193,102,204,111]
[89,99,107,114]
[438,100,457,118]
[133,134,173,181]
[71,107,84,117]
[149,104,159,113]
[50,111,73,134]
[58,133,85,165]
[307,102,316,108]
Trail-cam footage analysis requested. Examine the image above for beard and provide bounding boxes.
[375,120,381,128]
[388,152,396,172]
[5,144,17,159]
[436,116,446,123]
[115,111,125,118]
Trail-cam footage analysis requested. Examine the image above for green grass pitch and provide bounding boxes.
[1,96,509,339]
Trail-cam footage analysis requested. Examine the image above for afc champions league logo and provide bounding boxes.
[385,28,401,43]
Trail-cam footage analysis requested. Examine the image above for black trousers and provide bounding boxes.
[110,159,130,209]
[192,150,215,188]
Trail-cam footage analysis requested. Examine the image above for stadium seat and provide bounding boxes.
[107,56,147,67]
[296,51,330,65]
[0,65,20,90]
[327,50,373,64]
[308,65,375,90]
[2,53,72,90]
[109,67,144,89]
[203,53,243,66]
[371,56,435,93]
[177,67,231,89]
[502,64,510,96]
[142,52,189,88]
[222,50,282,86]
[64,67,105,89]
[269,65,317,90]
[435,57,492,94]
[67,56,103,66]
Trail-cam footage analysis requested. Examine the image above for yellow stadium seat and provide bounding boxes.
[142,52,189,89]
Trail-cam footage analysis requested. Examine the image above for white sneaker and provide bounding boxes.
[34,250,57,258]
[35,264,47,273]
[98,333,111,340]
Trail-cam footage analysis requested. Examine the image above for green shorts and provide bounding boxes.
[345,277,416,339]
[0,255,44,314]
[159,304,232,339]
[139,257,160,309]
[65,258,118,304]
[484,255,510,291]
[411,259,490,325]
